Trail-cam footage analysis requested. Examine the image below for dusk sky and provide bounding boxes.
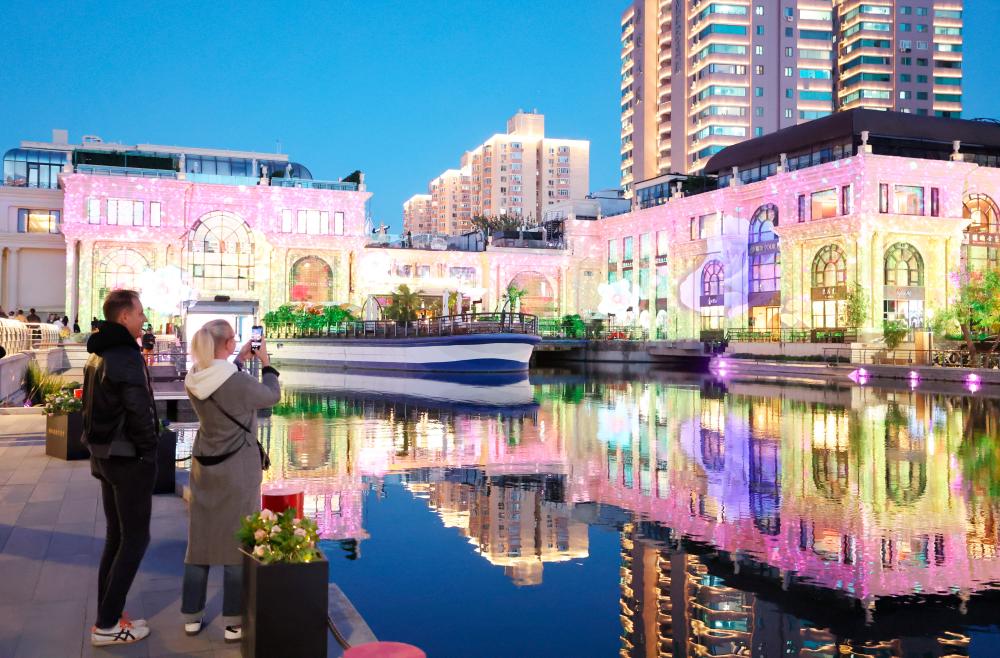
[3,1,997,231]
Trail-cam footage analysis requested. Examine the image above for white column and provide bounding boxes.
[66,240,79,321]
[7,248,19,312]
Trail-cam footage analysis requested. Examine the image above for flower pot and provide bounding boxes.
[45,411,89,460]
[242,548,328,658]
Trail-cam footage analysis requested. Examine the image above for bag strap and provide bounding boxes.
[206,395,252,437]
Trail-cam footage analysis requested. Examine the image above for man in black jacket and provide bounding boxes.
[82,289,157,646]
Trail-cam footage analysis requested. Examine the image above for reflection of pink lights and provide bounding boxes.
[709,357,732,378]
[848,368,869,385]
[966,373,981,394]
[908,371,920,389]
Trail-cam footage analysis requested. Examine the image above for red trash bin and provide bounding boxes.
[261,488,304,517]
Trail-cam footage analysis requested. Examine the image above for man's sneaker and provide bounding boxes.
[184,618,203,636]
[122,612,147,627]
[224,625,242,643]
[91,620,150,646]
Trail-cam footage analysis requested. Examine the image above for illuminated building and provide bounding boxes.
[601,109,1000,342]
[408,111,590,234]
[620,0,964,191]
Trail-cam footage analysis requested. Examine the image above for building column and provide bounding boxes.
[66,240,79,322]
[6,248,20,313]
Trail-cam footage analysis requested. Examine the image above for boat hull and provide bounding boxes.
[269,333,540,372]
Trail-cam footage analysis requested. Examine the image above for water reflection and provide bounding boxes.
[256,370,1000,655]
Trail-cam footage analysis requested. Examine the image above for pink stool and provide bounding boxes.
[344,642,426,658]
[261,488,304,517]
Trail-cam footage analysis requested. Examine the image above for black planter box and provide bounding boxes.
[154,429,177,495]
[242,549,328,658]
[45,412,89,460]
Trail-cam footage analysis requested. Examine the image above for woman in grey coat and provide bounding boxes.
[181,319,280,642]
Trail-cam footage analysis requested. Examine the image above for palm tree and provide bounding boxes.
[383,284,422,323]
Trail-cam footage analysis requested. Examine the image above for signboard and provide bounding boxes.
[883,285,924,300]
[748,240,779,255]
[811,285,847,301]
[748,290,781,308]
[700,294,723,307]
[655,254,668,265]
[968,233,1000,245]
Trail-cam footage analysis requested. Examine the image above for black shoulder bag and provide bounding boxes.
[195,397,271,471]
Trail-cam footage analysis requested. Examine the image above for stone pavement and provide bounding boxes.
[0,437,350,658]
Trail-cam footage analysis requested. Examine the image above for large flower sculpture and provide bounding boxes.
[597,279,639,317]
[137,266,193,315]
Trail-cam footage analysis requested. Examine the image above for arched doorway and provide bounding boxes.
[290,256,334,303]
[883,242,924,327]
[507,271,555,316]
[186,211,254,292]
[963,194,1000,273]
[810,245,847,330]
[700,260,724,339]
[748,204,781,333]
[94,248,149,318]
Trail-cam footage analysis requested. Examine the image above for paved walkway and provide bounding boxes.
[1,438,253,658]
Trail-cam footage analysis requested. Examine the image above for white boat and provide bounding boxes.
[268,314,540,373]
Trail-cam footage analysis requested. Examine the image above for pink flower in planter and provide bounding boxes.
[294,527,307,538]
[254,529,267,542]
[253,545,266,558]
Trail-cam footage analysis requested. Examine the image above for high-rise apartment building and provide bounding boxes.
[402,193,433,234]
[620,0,963,193]
[407,111,589,235]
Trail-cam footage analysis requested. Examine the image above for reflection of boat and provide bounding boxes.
[277,369,539,414]
[269,314,540,373]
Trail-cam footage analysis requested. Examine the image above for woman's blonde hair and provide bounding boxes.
[190,319,233,370]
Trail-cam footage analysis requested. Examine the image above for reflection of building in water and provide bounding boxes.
[419,469,588,585]
[618,523,974,658]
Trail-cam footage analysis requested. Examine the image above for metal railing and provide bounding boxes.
[826,347,1000,368]
[726,328,858,344]
[184,172,260,186]
[76,164,178,179]
[24,323,62,349]
[266,312,538,340]
[272,178,358,191]
[490,238,566,250]
[538,323,648,341]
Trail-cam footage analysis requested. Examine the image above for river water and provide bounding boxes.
[199,367,1000,656]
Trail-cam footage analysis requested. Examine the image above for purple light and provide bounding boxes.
[848,368,869,385]
[966,373,981,394]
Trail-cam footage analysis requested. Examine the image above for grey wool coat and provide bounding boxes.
[184,362,280,565]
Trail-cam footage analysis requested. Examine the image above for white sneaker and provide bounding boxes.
[122,612,147,627]
[184,618,203,636]
[91,620,150,646]
[224,625,242,643]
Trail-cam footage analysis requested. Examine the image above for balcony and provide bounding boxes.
[185,172,259,186]
[76,164,177,179]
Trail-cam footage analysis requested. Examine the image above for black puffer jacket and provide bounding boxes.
[82,321,159,460]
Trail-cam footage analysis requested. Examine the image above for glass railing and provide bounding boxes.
[185,172,260,186]
[272,177,358,191]
[76,164,177,179]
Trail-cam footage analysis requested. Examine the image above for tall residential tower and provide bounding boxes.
[620,0,963,193]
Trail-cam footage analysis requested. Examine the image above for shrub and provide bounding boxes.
[882,319,910,351]
[238,508,321,564]
[23,361,62,406]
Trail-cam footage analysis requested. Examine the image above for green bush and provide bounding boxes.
[23,360,63,406]
[882,319,910,351]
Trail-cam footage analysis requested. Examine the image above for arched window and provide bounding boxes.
[748,204,778,244]
[290,257,334,302]
[508,271,555,316]
[187,211,254,291]
[964,193,999,234]
[95,249,149,317]
[963,194,1000,273]
[701,260,724,296]
[884,243,924,287]
[811,245,847,288]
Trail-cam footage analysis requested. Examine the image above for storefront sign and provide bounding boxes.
[655,254,668,265]
[700,294,723,307]
[811,285,847,301]
[749,240,779,255]
[748,290,781,308]
[883,285,924,300]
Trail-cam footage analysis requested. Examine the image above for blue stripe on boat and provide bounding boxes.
[273,333,541,348]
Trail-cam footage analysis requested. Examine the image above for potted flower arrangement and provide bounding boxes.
[44,385,88,460]
[237,508,327,657]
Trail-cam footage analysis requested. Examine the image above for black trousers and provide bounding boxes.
[91,456,157,629]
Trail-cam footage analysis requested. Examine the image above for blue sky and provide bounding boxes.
[2,1,997,231]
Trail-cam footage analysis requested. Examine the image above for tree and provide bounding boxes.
[882,319,909,351]
[383,284,422,323]
[503,284,526,313]
[470,214,528,237]
[949,267,1000,354]
[843,283,867,331]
